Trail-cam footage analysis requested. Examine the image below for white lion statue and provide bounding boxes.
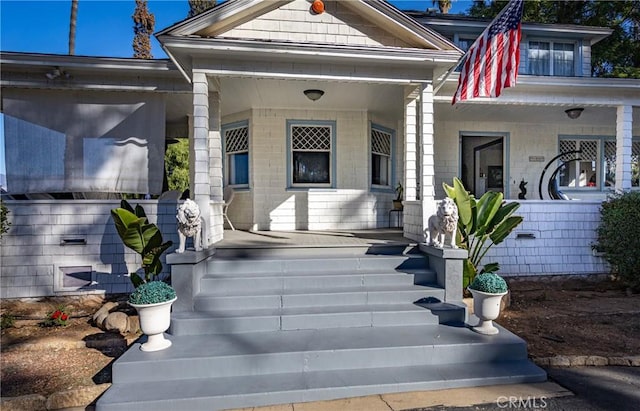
[425,197,459,248]
[176,199,203,253]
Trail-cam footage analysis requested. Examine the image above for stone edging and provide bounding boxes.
[534,355,640,367]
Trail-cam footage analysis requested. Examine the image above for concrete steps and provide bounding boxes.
[97,242,546,411]
[97,325,546,411]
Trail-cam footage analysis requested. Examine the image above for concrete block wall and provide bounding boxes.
[487,201,608,276]
[1,200,181,299]
[225,0,410,48]
[402,201,422,241]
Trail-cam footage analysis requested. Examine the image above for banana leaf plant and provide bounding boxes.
[111,200,173,288]
[443,178,523,289]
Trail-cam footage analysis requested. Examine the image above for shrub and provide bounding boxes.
[129,281,176,305]
[468,272,508,294]
[1,199,10,238]
[1,313,15,329]
[597,191,640,292]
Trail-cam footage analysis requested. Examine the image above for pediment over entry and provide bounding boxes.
[158,0,459,52]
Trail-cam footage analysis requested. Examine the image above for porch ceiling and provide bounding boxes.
[165,77,407,121]
[436,102,639,128]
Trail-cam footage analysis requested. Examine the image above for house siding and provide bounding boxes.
[490,201,608,276]
[223,0,411,48]
[434,119,619,200]
[244,108,399,231]
[0,200,180,299]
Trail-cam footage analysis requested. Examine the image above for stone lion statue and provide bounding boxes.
[176,199,203,253]
[425,197,459,248]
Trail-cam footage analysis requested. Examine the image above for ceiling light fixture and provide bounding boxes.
[304,89,324,101]
[565,107,584,119]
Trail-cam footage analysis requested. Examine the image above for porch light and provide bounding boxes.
[304,89,324,101]
[565,107,584,119]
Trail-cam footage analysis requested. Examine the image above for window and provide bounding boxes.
[559,139,599,188]
[602,140,640,188]
[288,121,335,187]
[371,125,394,188]
[223,122,249,187]
[558,138,640,190]
[527,41,575,76]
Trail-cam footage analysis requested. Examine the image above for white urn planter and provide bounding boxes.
[468,288,507,335]
[130,297,177,352]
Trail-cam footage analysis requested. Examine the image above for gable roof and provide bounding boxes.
[157,0,462,82]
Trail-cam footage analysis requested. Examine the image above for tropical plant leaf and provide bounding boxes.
[480,262,500,274]
[462,258,477,289]
[475,192,502,236]
[485,201,520,235]
[489,216,524,245]
[452,178,473,229]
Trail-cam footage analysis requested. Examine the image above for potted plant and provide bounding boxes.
[128,281,177,351]
[443,177,523,290]
[111,200,176,351]
[393,182,404,210]
[467,272,508,335]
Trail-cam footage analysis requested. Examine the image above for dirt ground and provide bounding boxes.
[1,277,639,399]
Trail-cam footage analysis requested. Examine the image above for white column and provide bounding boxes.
[191,71,213,246]
[208,92,224,243]
[615,105,633,192]
[420,83,436,232]
[404,97,418,201]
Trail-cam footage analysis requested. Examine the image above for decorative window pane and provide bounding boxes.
[604,141,617,188]
[559,139,598,188]
[633,141,640,187]
[289,124,333,186]
[371,127,392,187]
[224,123,249,186]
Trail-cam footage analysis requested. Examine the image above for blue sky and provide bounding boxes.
[0,0,473,184]
[1,0,473,58]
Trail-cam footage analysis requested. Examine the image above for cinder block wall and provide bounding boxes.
[1,199,180,299]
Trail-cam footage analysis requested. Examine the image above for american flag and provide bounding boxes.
[452,0,524,105]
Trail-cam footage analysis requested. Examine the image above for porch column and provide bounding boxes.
[190,72,217,248]
[404,96,418,201]
[420,83,436,228]
[615,105,633,192]
[208,89,224,243]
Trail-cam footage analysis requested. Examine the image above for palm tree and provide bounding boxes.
[433,0,452,14]
[69,0,78,55]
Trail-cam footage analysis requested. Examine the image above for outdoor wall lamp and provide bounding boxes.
[565,107,584,119]
[304,89,324,101]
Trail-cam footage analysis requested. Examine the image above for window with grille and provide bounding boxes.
[527,41,575,76]
[371,125,393,187]
[288,121,334,186]
[559,139,598,188]
[601,140,640,188]
[223,122,249,187]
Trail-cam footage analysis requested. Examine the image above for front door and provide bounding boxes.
[461,135,505,197]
